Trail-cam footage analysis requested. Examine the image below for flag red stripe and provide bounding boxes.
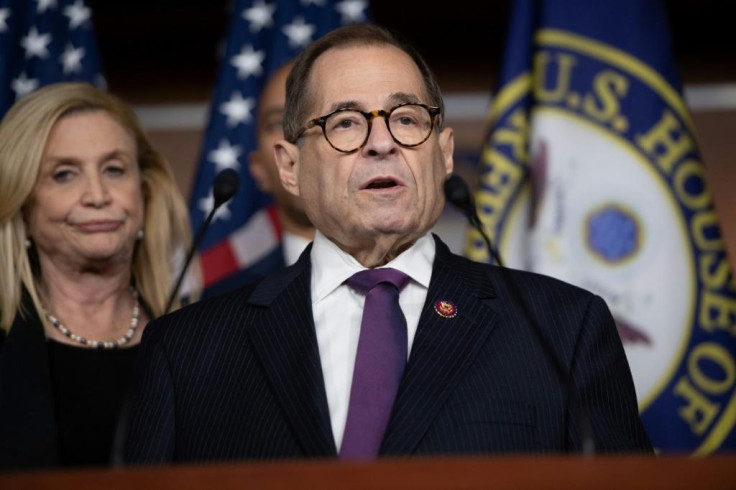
[200,241,240,287]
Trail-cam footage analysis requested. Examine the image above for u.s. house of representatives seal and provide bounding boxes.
[470,29,736,453]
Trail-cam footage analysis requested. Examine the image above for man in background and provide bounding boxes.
[202,62,315,299]
[248,61,315,266]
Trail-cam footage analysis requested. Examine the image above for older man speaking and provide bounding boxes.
[124,23,652,464]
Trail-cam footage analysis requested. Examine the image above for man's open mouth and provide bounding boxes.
[365,178,399,189]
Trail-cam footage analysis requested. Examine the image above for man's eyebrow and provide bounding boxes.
[388,92,421,105]
[325,94,422,114]
[327,100,362,112]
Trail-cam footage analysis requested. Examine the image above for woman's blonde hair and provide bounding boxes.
[0,82,193,331]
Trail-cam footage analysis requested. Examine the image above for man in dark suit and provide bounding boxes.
[124,23,652,464]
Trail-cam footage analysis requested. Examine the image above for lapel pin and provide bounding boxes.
[434,300,458,319]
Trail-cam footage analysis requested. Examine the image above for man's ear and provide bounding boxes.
[274,140,301,196]
[439,127,455,176]
[248,150,271,193]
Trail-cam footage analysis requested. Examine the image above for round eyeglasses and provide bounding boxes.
[295,102,441,153]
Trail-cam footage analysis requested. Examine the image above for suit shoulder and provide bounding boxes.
[432,234,590,297]
[145,279,263,341]
[145,256,307,343]
[444,251,598,304]
[502,265,592,298]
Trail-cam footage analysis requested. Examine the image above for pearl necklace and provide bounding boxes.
[43,288,140,349]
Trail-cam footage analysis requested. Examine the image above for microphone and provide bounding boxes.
[212,167,240,209]
[443,174,504,267]
[443,173,596,454]
[164,169,240,314]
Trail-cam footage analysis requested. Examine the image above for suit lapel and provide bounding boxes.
[246,247,337,457]
[381,237,499,455]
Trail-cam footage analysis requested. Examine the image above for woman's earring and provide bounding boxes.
[25,238,32,249]
[137,229,144,240]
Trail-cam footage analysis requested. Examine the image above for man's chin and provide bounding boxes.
[360,223,427,250]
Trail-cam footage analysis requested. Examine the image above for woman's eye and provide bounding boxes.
[52,170,74,182]
[105,166,126,177]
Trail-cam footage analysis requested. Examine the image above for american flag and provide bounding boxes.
[189,0,370,296]
[0,0,102,117]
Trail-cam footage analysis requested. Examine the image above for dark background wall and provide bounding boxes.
[88,0,736,101]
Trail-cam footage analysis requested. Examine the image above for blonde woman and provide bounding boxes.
[0,83,192,469]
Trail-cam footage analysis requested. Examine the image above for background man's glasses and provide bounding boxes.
[296,103,441,153]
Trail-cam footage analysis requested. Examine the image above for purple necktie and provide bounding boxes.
[340,267,410,460]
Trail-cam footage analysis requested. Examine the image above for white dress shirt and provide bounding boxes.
[310,231,435,450]
[282,231,311,266]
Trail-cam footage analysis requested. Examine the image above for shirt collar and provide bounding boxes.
[282,231,312,266]
[310,231,435,303]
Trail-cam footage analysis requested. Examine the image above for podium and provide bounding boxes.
[1,456,735,489]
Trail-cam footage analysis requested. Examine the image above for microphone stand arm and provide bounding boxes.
[164,206,216,314]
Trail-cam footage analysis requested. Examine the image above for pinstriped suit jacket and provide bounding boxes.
[123,235,652,463]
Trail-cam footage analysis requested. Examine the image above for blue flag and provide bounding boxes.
[189,0,369,294]
[0,0,102,117]
[468,0,736,454]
